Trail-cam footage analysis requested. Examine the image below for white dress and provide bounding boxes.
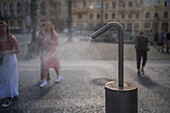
[0,53,19,98]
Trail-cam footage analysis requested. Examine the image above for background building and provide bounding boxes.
[0,0,31,33]
[0,0,169,35]
[0,0,68,33]
[39,0,68,31]
[72,0,170,34]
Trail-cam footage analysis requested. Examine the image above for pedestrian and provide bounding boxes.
[35,22,50,84]
[165,31,170,53]
[0,21,20,108]
[135,31,150,74]
[154,32,159,48]
[157,32,165,52]
[39,21,61,88]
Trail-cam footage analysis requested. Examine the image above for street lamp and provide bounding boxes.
[68,0,73,42]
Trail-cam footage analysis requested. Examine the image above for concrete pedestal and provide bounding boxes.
[105,81,138,113]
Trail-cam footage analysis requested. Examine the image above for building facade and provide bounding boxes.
[0,0,68,33]
[0,0,31,33]
[39,0,68,31]
[72,0,170,33]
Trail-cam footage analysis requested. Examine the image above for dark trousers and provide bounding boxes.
[136,50,147,70]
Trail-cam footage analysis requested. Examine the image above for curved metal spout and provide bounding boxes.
[91,22,124,87]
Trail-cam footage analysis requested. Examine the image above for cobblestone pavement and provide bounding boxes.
[0,36,170,113]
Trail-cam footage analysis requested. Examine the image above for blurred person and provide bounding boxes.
[163,32,167,48]
[36,22,50,84]
[154,32,159,48]
[135,31,150,74]
[26,27,39,59]
[0,21,20,108]
[166,31,170,53]
[157,32,165,52]
[40,22,61,88]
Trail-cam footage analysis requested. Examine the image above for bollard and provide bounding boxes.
[105,81,137,113]
[91,22,138,113]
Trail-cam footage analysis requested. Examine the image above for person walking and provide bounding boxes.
[36,22,50,84]
[0,21,20,108]
[157,32,165,52]
[154,32,159,48]
[165,31,170,53]
[135,31,150,74]
[39,22,61,88]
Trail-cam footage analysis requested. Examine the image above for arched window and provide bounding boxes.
[127,23,132,32]
[112,13,115,19]
[136,0,141,6]
[90,13,93,19]
[145,12,150,18]
[89,2,94,9]
[78,13,82,19]
[165,0,169,7]
[154,12,159,18]
[112,2,116,8]
[146,0,151,7]
[104,1,108,9]
[78,2,83,9]
[105,13,108,19]
[128,11,132,18]
[128,1,133,7]
[97,13,100,19]
[17,2,20,14]
[122,2,125,7]
[136,11,139,18]
[144,23,150,28]
[134,23,139,31]
[10,3,14,16]
[25,0,30,14]
[97,2,101,8]
[17,1,23,15]
[155,0,160,6]
[121,12,125,18]
[164,11,168,18]
[3,3,8,16]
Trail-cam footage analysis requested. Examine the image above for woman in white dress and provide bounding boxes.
[0,21,20,108]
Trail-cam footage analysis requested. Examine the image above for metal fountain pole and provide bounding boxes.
[91,22,138,113]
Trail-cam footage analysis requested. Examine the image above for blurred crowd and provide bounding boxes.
[154,31,170,53]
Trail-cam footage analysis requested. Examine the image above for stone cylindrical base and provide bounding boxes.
[105,81,138,113]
